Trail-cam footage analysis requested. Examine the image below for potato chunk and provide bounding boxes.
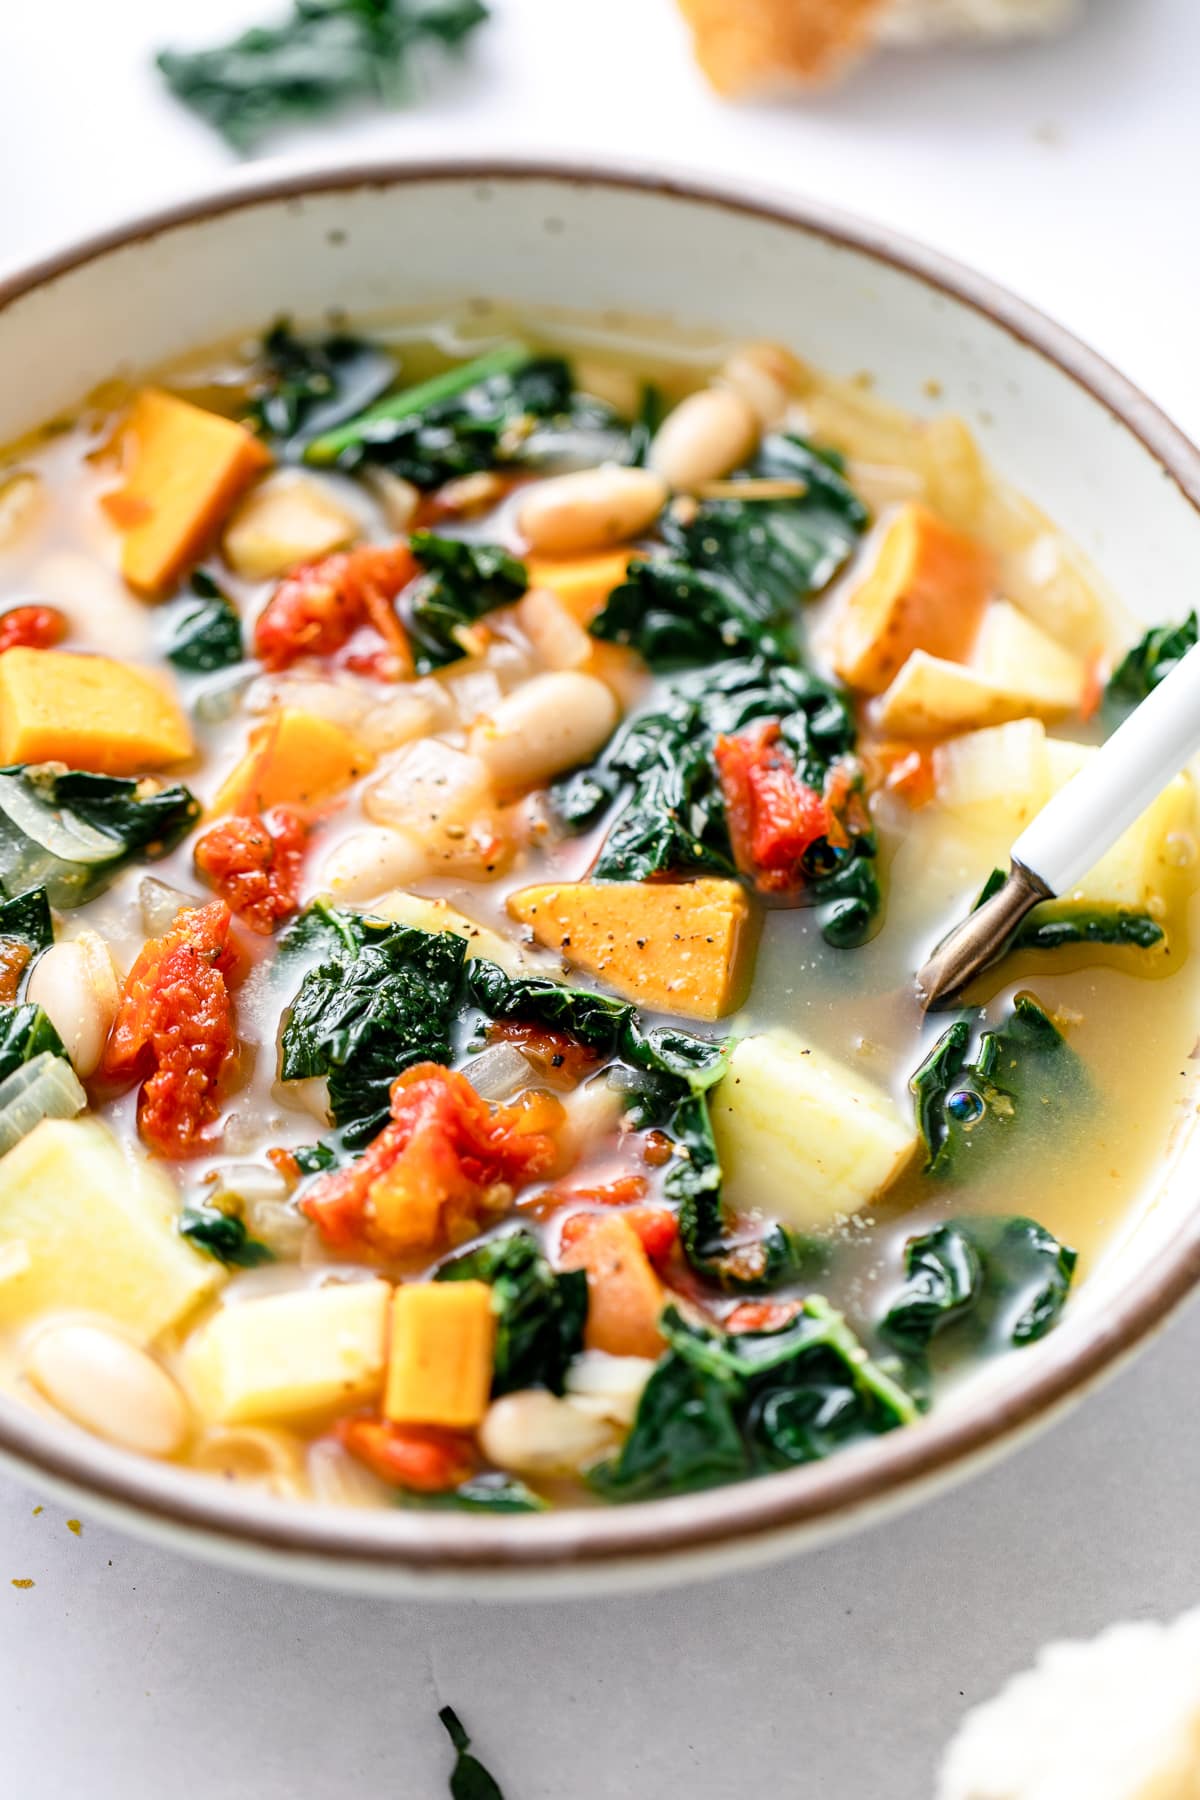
[109,388,271,595]
[212,708,372,814]
[506,878,752,1021]
[709,1031,917,1228]
[184,1280,390,1424]
[384,1281,495,1429]
[222,474,359,580]
[832,503,992,695]
[0,648,192,772]
[372,890,548,975]
[0,1117,220,1338]
[875,602,1086,737]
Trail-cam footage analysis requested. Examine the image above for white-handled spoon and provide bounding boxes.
[915,636,1200,1009]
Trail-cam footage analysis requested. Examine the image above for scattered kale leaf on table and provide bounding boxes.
[165,571,244,674]
[436,1227,586,1396]
[439,1705,505,1800]
[279,903,467,1150]
[179,1204,275,1269]
[244,320,396,453]
[972,867,1163,952]
[0,767,201,908]
[909,993,1088,1176]
[157,0,491,153]
[1103,611,1197,727]
[403,532,527,672]
[552,654,880,947]
[590,1301,918,1501]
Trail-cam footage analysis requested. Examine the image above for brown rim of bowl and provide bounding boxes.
[2,153,1200,1579]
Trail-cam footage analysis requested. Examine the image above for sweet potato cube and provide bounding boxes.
[0,647,192,772]
[384,1281,495,1429]
[109,388,272,595]
[211,708,372,814]
[832,502,992,695]
[506,878,751,1022]
[524,552,636,625]
[558,1214,665,1360]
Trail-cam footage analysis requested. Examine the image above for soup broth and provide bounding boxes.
[0,309,1194,1512]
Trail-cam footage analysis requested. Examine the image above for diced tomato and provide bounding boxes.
[101,900,238,1158]
[555,1176,650,1211]
[0,605,68,654]
[486,1019,600,1090]
[0,941,31,1004]
[194,806,310,934]
[253,542,417,674]
[861,740,936,810]
[337,1417,475,1494]
[724,1298,804,1334]
[714,721,832,894]
[621,1206,679,1267]
[301,1063,567,1258]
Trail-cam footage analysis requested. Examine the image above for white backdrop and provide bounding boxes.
[2,3,1200,1795]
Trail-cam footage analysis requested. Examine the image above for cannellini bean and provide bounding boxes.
[718,341,807,427]
[648,387,759,491]
[516,466,667,558]
[479,1389,620,1477]
[363,468,420,532]
[565,1351,657,1428]
[517,588,592,671]
[320,826,430,902]
[358,682,449,754]
[26,932,120,1079]
[469,671,618,789]
[0,472,44,549]
[433,471,509,519]
[27,1323,190,1457]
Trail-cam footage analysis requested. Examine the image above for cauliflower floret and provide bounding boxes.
[938,1611,1200,1800]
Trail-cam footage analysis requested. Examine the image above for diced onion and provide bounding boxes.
[0,1052,86,1154]
[459,1042,531,1102]
[0,775,115,864]
[139,876,202,937]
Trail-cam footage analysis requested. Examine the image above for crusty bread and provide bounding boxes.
[678,0,1083,93]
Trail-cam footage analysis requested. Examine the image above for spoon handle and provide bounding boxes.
[1014,639,1200,895]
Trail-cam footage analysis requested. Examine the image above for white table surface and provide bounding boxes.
[3,3,1200,1795]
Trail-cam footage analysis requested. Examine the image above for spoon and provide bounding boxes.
[915,638,1200,1010]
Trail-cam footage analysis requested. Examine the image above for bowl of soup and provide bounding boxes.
[0,158,1198,1595]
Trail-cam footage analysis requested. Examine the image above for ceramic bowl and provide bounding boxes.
[1,157,1198,1597]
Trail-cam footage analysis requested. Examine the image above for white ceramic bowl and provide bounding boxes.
[1,157,1198,1597]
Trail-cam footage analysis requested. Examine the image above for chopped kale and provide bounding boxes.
[0,888,54,962]
[553,655,880,947]
[436,1228,587,1396]
[439,1706,505,1800]
[0,766,201,908]
[1103,612,1197,727]
[244,320,396,452]
[0,1004,67,1083]
[165,571,244,673]
[465,959,632,1055]
[972,867,1163,952]
[157,0,490,153]
[403,531,527,672]
[280,906,466,1146]
[590,1301,918,1501]
[179,1204,275,1268]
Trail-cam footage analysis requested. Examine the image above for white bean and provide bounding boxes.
[320,826,430,902]
[565,1351,657,1428]
[26,932,120,1079]
[648,387,759,491]
[718,341,807,427]
[478,1389,619,1477]
[27,1323,190,1457]
[363,468,420,532]
[516,466,667,558]
[469,672,618,789]
[517,588,592,671]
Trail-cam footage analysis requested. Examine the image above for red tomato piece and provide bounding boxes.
[724,1298,804,1334]
[194,806,310,935]
[0,605,68,654]
[337,1417,476,1493]
[101,900,238,1158]
[253,542,417,673]
[301,1063,567,1258]
[714,721,832,895]
[486,1019,601,1090]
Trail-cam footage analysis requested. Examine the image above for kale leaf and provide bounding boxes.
[165,571,244,673]
[435,1228,586,1396]
[403,532,527,672]
[909,994,1087,1176]
[972,867,1163,952]
[179,1205,275,1268]
[590,557,790,668]
[465,959,633,1056]
[590,1301,918,1501]
[439,1706,505,1800]
[553,655,880,947]
[244,320,396,453]
[0,1004,66,1083]
[157,0,490,153]
[280,905,467,1146]
[0,767,201,908]
[1103,612,1197,727]
[0,888,54,961]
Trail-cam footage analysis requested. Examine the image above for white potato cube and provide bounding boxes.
[0,1118,221,1338]
[709,1032,917,1229]
[932,719,1049,848]
[184,1280,390,1424]
[875,651,1033,737]
[970,599,1086,717]
[222,474,359,580]
[1042,740,1195,907]
[366,740,494,839]
[371,889,544,974]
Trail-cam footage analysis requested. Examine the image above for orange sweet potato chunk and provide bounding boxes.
[831,502,993,696]
[211,709,373,815]
[0,648,192,772]
[108,389,272,596]
[524,552,636,625]
[557,1214,666,1360]
[506,878,751,1022]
